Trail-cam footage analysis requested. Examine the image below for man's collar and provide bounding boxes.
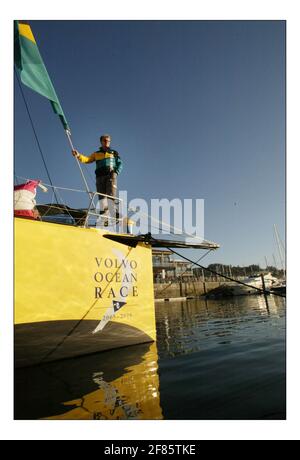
[99,146,112,151]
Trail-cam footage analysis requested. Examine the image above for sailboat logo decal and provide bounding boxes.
[113,300,126,312]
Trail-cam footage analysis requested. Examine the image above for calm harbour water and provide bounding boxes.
[15,295,286,420]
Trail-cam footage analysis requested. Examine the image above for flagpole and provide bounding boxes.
[65,130,93,198]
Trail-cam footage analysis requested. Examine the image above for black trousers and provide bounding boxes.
[96,172,118,218]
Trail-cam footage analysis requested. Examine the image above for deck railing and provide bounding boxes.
[16,180,125,230]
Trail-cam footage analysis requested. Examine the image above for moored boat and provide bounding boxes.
[270,280,286,295]
[227,273,275,296]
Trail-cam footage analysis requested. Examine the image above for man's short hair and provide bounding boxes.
[100,134,111,142]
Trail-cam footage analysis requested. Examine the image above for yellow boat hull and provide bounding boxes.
[14,218,156,367]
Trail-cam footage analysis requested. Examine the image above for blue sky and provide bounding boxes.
[14,20,285,267]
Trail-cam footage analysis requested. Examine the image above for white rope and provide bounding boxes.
[53,187,75,221]
[15,176,90,193]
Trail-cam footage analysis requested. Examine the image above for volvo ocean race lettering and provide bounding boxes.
[92,249,139,333]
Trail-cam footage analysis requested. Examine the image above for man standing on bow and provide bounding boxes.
[72,134,123,224]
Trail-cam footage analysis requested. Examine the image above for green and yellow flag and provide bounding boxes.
[14,20,70,131]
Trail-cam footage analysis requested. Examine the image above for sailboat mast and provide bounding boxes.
[273,224,285,271]
[264,256,269,270]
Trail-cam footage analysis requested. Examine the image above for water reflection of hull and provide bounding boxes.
[14,342,163,420]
